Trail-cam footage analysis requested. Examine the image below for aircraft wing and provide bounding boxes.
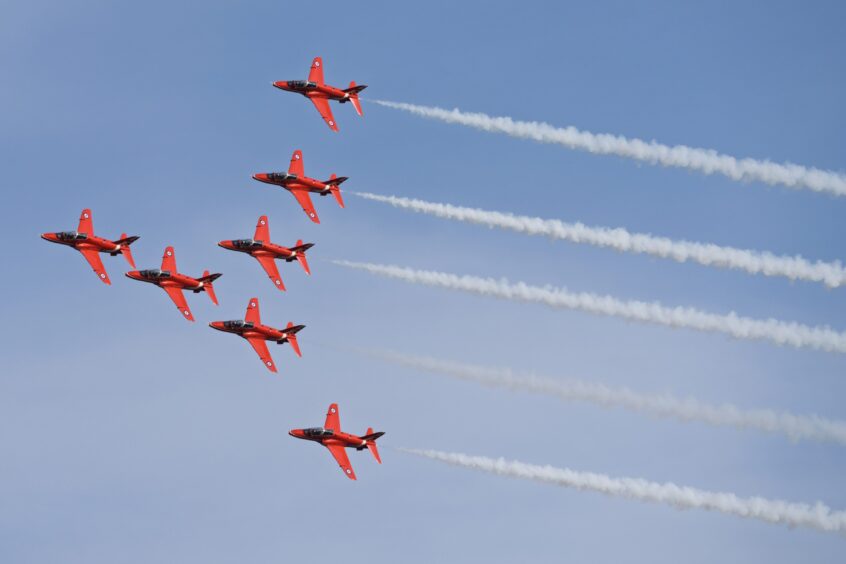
[79,248,110,285]
[308,56,324,85]
[254,215,270,242]
[288,150,304,176]
[161,246,177,272]
[77,209,93,235]
[310,97,338,132]
[289,188,320,224]
[324,403,341,431]
[255,255,285,291]
[246,336,277,372]
[245,297,261,324]
[163,285,194,321]
[325,442,356,480]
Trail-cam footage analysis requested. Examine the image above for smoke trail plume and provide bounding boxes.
[353,192,846,288]
[402,449,846,535]
[332,260,846,354]
[373,100,846,197]
[359,348,846,445]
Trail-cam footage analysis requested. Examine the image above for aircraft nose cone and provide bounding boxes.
[272,81,285,89]
[253,173,268,182]
[125,270,140,280]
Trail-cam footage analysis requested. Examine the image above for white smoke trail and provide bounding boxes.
[332,260,846,354]
[402,449,846,535]
[360,348,846,445]
[373,100,846,197]
[353,191,846,288]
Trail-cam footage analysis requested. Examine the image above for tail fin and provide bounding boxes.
[362,428,383,463]
[285,322,302,357]
[200,270,221,305]
[345,81,365,116]
[292,240,312,275]
[326,174,345,208]
[114,233,139,268]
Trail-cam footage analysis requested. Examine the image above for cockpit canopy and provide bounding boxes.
[303,427,334,438]
[56,231,88,241]
[287,80,317,89]
[232,239,262,249]
[139,269,171,279]
[267,172,295,182]
[223,320,254,330]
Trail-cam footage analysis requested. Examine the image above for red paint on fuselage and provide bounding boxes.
[125,270,204,291]
[288,428,368,449]
[252,172,334,196]
[218,240,296,259]
[42,209,139,284]
[41,232,120,253]
[209,319,297,342]
[273,81,349,102]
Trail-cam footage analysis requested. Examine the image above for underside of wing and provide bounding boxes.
[161,246,177,272]
[325,442,356,480]
[80,248,110,285]
[255,255,285,291]
[310,97,338,132]
[324,403,340,431]
[308,56,324,85]
[254,215,270,242]
[163,285,194,321]
[77,209,94,235]
[245,297,261,324]
[289,189,320,224]
[288,150,304,176]
[247,336,277,372]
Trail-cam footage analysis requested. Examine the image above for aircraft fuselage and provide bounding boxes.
[41,231,122,254]
[125,269,204,291]
[218,239,300,261]
[252,172,333,195]
[288,428,369,449]
[273,80,349,101]
[209,320,303,342]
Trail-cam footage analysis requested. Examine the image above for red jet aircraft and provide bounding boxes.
[209,297,304,373]
[289,403,384,480]
[41,208,138,285]
[273,56,366,131]
[252,149,346,224]
[218,215,313,291]
[125,246,221,321]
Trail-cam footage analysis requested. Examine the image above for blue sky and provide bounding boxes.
[3,1,846,562]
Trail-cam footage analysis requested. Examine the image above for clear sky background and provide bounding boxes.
[2,1,846,562]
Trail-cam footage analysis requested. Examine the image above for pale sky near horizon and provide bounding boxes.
[3,1,846,562]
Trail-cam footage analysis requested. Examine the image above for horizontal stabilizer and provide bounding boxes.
[289,241,314,254]
[291,240,313,275]
[344,82,365,116]
[360,431,385,442]
[363,428,382,464]
[199,270,221,305]
[323,175,348,186]
[343,84,368,95]
[113,233,139,267]
[283,322,303,357]
[114,235,140,246]
[198,272,222,283]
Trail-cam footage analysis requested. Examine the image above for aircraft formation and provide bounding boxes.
[42,57,381,481]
